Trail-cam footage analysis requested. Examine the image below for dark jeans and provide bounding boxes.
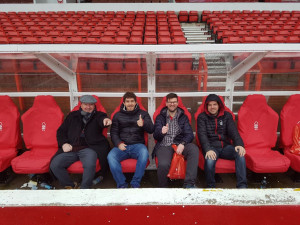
[204,145,247,188]
[156,143,199,187]
[50,148,97,189]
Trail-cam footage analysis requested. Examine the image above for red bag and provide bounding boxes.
[290,124,300,155]
[167,144,186,179]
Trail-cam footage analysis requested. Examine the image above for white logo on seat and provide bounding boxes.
[0,122,2,131]
[254,121,259,131]
[42,122,46,132]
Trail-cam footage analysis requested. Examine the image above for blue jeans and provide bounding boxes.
[50,148,97,189]
[204,145,247,188]
[107,143,149,188]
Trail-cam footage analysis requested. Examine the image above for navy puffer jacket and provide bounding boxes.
[197,94,244,153]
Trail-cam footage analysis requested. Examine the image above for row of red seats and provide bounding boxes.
[223,35,300,43]
[1,94,299,181]
[218,30,300,40]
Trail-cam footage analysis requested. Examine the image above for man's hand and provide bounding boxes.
[62,143,72,152]
[103,118,112,126]
[162,123,169,134]
[118,143,127,151]
[205,150,217,160]
[176,144,184,155]
[137,114,144,127]
[235,146,246,157]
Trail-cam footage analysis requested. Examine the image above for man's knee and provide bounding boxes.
[205,159,216,170]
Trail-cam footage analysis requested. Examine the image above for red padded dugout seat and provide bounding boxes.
[280,94,300,172]
[0,96,22,172]
[11,96,64,174]
[67,95,107,174]
[238,94,290,173]
[194,95,236,173]
[111,97,149,173]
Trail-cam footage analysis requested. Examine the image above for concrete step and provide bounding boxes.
[186,40,215,43]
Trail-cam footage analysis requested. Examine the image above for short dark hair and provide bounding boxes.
[123,92,137,102]
[166,93,178,101]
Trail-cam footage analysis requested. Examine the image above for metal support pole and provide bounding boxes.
[225,52,267,110]
[35,53,78,109]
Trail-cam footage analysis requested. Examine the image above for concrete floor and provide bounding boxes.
[1,167,300,190]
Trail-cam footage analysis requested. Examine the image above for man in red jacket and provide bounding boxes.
[197,94,247,188]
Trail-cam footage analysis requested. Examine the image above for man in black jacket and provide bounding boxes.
[153,93,199,188]
[50,95,111,189]
[197,94,247,188]
[108,92,154,188]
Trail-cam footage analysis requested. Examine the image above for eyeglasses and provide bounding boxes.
[167,101,178,105]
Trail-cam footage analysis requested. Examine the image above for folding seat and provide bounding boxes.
[143,37,157,45]
[189,11,198,23]
[99,36,114,44]
[62,31,74,39]
[0,96,22,173]
[0,37,9,44]
[11,96,64,174]
[280,95,300,172]
[176,54,193,71]
[172,36,186,44]
[227,36,242,43]
[242,36,257,43]
[144,31,156,38]
[257,36,272,43]
[264,30,277,37]
[66,96,105,174]
[195,95,236,173]
[237,94,290,173]
[158,36,172,45]
[111,96,150,173]
[6,31,19,38]
[129,36,143,45]
[47,31,61,38]
[53,37,69,44]
[9,37,24,44]
[171,31,185,37]
[34,31,47,38]
[236,30,249,37]
[286,36,300,43]
[16,26,28,32]
[271,35,287,43]
[114,36,129,45]
[39,37,53,44]
[68,37,84,44]
[19,31,33,37]
[103,31,116,38]
[170,26,182,33]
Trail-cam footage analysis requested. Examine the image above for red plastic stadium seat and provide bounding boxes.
[286,36,300,43]
[179,11,188,22]
[195,95,236,173]
[11,96,64,174]
[67,96,106,174]
[0,96,22,172]
[280,95,300,172]
[172,36,186,44]
[238,94,290,173]
[99,36,114,44]
[129,36,143,44]
[0,37,9,44]
[144,37,157,45]
[53,37,69,44]
[111,97,149,173]
[9,37,24,44]
[158,36,172,44]
[272,35,287,43]
[39,37,53,44]
[189,11,198,23]
[158,55,175,71]
[115,36,129,44]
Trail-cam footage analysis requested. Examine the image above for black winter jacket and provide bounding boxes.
[197,94,244,153]
[54,109,110,159]
[110,103,154,146]
[153,107,194,156]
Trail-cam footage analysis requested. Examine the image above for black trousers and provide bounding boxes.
[156,143,199,187]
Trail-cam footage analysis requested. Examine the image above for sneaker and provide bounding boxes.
[183,184,197,188]
[118,183,128,188]
[130,183,140,188]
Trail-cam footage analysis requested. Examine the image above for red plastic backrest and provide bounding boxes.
[22,96,64,149]
[0,95,22,149]
[280,94,300,147]
[153,96,191,124]
[72,95,107,137]
[238,94,278,150]
[111,97,148,145]
[194,95,235,146]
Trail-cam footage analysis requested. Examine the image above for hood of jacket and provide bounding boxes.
[204,94,225,118]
